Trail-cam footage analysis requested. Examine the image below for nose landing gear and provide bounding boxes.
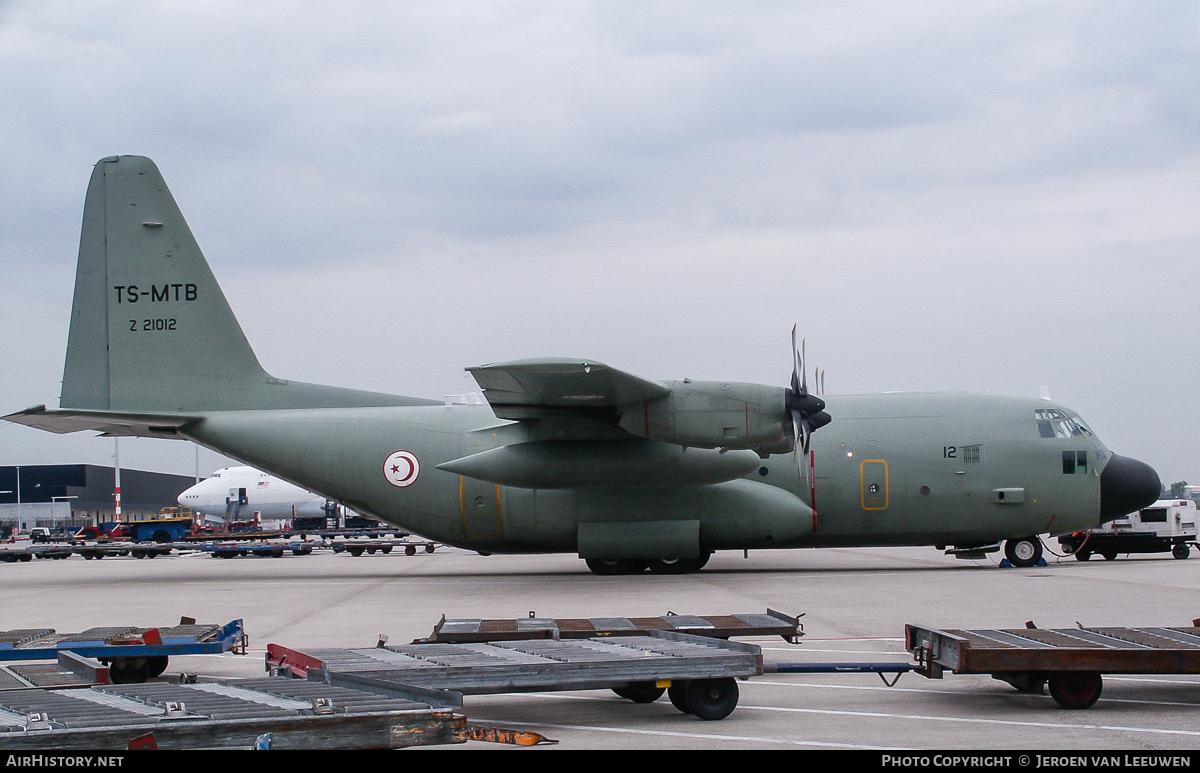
[1004,536,1044,568]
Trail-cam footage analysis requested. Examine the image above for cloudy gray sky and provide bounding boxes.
[1,1,1196,485]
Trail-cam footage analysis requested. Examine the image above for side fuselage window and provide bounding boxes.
[1063,450,1087,475]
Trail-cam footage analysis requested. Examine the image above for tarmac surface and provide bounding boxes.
[1,541,1198,751]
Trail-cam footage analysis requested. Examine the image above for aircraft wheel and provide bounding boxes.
[1004,537,1043,568]
[585,558,645,575]
[1048,672,1103,710]
[1172,544,1190,560]
[647,558,699,574]
[685,677,739,720]
[613,682,665,703]
[668,682,692,714]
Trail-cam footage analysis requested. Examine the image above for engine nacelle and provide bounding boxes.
[617,380,790,454]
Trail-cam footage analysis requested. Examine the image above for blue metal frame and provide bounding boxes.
[0,619,244,661]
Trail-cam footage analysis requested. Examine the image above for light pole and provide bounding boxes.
[51,496,78,531]
[0,491,10,540]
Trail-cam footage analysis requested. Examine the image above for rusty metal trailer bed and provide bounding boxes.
[906,619,1200,709]
[414,609,803,644]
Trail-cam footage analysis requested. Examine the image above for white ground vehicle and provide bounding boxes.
[1059,499,1198,560]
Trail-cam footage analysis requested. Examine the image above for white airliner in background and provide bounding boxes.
[178,466,329,522]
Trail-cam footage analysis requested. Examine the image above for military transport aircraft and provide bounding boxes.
[4,156,1162,574]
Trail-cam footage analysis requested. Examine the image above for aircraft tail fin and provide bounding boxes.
[59,156,426,414]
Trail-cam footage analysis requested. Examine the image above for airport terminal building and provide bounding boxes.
[0,465,195,535]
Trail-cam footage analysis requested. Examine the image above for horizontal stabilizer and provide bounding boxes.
[3,405,197,438]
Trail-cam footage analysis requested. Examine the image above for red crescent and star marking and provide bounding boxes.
[383,450,420,488]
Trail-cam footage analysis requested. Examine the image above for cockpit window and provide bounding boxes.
[1035,409,1092,439]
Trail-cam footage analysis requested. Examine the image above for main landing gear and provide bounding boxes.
[585,553,712,575]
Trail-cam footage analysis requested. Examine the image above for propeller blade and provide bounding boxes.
[800,338,808,393]
[791,411,805,477]
[786,326,829,475]
[790,325,802,394]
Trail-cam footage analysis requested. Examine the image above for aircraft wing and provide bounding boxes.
[3,405,198,438]
[466,359,671,420]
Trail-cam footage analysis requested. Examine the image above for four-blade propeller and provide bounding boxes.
[785,326,832,470]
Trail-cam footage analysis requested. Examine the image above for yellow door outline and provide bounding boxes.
[860,459,889,510]
[460,476,504,539]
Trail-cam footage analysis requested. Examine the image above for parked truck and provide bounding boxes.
[1059,499,1198,561]
[73,517,192,544]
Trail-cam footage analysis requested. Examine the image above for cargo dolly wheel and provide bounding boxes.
[1048,671,1103,710]
[667,678,739,720]
[668,682,691,713]
[106,655,169,684]
[612,681,666,703]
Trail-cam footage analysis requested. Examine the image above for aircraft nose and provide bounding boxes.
[1100,454,1161,522]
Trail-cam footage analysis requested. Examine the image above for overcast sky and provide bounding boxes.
[1,1,1196,486]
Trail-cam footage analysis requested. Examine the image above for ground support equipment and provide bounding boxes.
[416,609,803,644]
[0,620,245,684]
[907,619,1200,709]
[0,676,464,749]
[268,629,762,721]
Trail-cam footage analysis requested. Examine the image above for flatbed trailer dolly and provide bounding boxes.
[0,619,245,685]
[333,537,439,556]
[415,609,803,644]
[0,676,464,750]
[268,628,765,720]
[906,619,1200,709]
[0,542,170,561]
